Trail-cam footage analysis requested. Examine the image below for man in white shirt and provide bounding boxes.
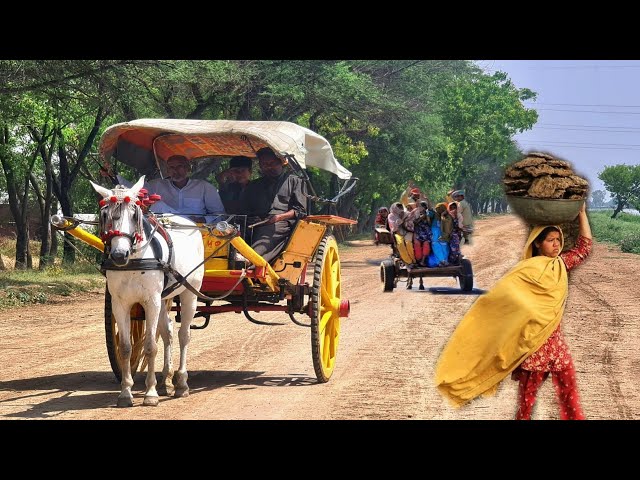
[144,155,225,223]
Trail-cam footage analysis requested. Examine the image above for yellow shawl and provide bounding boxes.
[434,225,568,407]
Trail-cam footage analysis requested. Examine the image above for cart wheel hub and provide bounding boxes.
[339,299,350,318]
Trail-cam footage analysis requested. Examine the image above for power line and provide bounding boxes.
[535,108,640,115]
[519,139,640,147]
[535,126,640,133]
[537,65,640,69]
[525,102,640,108]
[517,142,640,151]
[538,122,640,129]
[480,62,640,71]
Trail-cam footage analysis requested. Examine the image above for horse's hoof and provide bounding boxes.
[158,385,175,397]
[419,285,425,290]
[175,388,190,398]
[406,285,412,290]
[143,395,160,407]
[117,397,133,408]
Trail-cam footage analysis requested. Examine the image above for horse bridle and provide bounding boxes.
[98,193,144,254]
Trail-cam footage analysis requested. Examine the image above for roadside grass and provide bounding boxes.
[589,211,640,254]
[0,264,104,310]
[0,235,104,310]
[468,210,640,255]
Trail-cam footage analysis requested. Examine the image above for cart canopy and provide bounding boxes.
[99,119,352,180]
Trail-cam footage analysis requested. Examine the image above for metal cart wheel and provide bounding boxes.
[105,287,147,382]
[310,235,342,383]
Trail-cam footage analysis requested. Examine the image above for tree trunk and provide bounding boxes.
[611,199,625,219]
[52,108,104,265]
[0,124,32,270]
[51,205,59,261]
[30,171,54,269]
[29,125,58,269]
[14,224,29,270]
[26,224,33,269]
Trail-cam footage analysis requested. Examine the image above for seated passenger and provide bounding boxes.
[216,155,252,214]
[447,202,462,264]
[146,155,225,223]
[374,207,390,245]
[388,202,417,264]
[427,203,451,267]
[239,147,307,264]
[116,155,226,223]
[413,201,434,267]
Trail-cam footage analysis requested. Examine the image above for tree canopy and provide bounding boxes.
[0,60,539,266]
[599,164,640,218]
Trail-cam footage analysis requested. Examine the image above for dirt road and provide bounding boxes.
[1,214,638,420]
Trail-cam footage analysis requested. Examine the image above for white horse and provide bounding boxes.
[90,176,204,407]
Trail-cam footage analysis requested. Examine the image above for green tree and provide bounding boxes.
[436,70,537,213]
[599,164,640,218]
[590,190,606,208]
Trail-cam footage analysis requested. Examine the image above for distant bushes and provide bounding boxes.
[589,211,640,254]
[620,235,640,254]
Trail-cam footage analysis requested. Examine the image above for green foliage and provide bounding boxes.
[590,190,607,208]
[0,266,103,310]
[599,164,640,212]
[589,211,640,254]
[620,235,640,254]
[1,59,541,246]
[434,70,538,212]
[0,289,48,308]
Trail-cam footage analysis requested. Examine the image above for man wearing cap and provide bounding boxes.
[216,155,252,214]
[452,189,473,244]
[400,181,431,209]
[146,154,225,223]
[239,147,307,263]
[445,189,456,204]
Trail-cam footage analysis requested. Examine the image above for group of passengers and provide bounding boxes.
[374,183,474,268]
[107,147,304,264]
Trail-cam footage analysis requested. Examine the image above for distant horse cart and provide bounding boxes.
[51,119,358,406]
[376,226,474,293]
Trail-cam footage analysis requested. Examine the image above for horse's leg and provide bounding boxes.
[174,292,197,398]
[141,297,161,406]
[113,301,134,408]
[157,298,175,396]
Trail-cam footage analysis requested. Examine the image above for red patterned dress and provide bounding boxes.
[514,235,593,420]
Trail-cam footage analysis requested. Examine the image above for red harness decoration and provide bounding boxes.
[100,229,144,244]
[99,188,162,245]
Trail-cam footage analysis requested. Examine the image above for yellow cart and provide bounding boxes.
[52,119,357,383]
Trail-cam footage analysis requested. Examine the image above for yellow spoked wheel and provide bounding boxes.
[104,287,147,382]
[310,235,341,383]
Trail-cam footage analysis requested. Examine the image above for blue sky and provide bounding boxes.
[476,60,640,198]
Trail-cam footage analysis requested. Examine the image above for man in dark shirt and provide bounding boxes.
[240,147,307,263]
[216,155,252,214]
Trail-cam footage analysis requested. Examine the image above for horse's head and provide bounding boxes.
[90,176,146,266]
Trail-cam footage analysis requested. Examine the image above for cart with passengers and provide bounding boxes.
[376,212,474,293]
[52,119,357,386]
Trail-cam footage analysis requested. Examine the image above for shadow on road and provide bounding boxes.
[424,287,486,295]
[0,370,318,419]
